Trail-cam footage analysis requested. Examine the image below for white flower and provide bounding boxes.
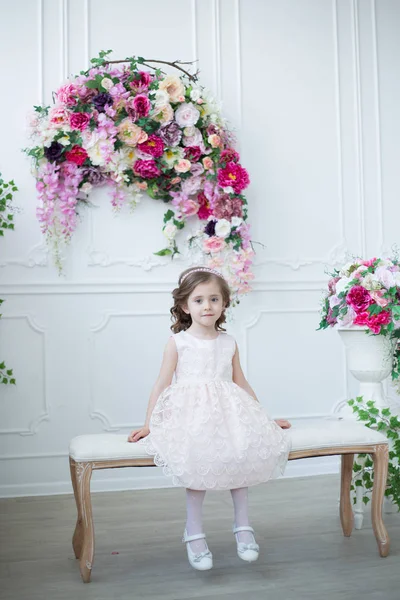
[175,102,200,128]
[58,136,70,146]
[394,272,400,287]
[329,295,341,308]
[231,216,243,228]
[163,147,183,168]
[163,222,177,241]
[215,219,231,238]
[101,77,113,91]
[154,89,170,108]
[361,273,381,291]
[223,186,234,194]
[339,261,358,277]
[335,276,351,295]
[374,266,395,290]
[81,182,93,194]
[190,88,202,102]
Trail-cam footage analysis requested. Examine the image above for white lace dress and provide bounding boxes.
[141,330,291,490]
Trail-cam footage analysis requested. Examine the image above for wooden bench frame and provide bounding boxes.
[69,442,390,583]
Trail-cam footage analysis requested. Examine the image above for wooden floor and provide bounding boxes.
[0,474,399,600]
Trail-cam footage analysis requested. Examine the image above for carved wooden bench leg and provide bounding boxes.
[75,462,94,582]
[371,444,390,557]
[340,453,354,537]
[70,459,83,559]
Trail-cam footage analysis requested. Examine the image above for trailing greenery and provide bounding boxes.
[348,396,400,509]
[0,173,17,385]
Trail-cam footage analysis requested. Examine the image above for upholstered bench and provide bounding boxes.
[69,417,390,583]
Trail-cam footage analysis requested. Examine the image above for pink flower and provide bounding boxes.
[137,135,164,158]
[346,285,373,313]
[203,236,225,253]
[217,162,250,193]
[182,200,199,216]
[362,257,377,267]
[212,194,243,220]
[175,102,200,128]
[65,145,88,166]
[133,159,161,179]
[49,106,69,125]
[130,71,152,93]
[56,83,78,106]
[370,290,389,308]
[354,310,391,334]
[203,157,213,170]
[133,94,151,118]
[328,276,340,294]
[69,112,91,131]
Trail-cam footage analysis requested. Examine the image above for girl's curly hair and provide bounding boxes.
[170,267,231,334]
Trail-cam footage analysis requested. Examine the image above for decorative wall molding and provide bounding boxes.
[0,241,49,268]
[88,311,169,430]
[0,314,49,436]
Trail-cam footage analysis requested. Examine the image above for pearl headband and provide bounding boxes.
[180,266,224,283]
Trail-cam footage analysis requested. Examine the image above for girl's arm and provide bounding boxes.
[128,337,178,442]
[232,343,291,429]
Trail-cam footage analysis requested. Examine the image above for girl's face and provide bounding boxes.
[183,279,225,329]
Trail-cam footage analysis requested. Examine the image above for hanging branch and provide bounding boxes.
[103,58,199,82]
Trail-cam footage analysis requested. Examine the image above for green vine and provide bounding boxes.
[348,396,400,509]
[0,173,17,385]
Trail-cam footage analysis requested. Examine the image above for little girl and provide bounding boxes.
[128,266,291,571]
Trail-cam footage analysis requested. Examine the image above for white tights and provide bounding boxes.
[185,487,254,553]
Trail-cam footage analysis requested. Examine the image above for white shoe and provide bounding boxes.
[233,525,259,562]
[182,530,213,571]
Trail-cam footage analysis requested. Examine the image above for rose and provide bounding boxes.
[346,285,373,313]
[182,200,199,216]
[197,192,212,220]
[158,121,182,147]
[163,222,178,241]
[175,102,200,128]
[92,92,113,113]
[203,157,213,170]
[117,119,148,146]
[65,145,88,166]
[190,88,202,102]
[133,94,151,118]
[370,290,389,308]
[182,126,203,147]
[133,159,161,179]
[181,176,202,196]
[81,166,107,186]
[174,159,191,173]
[130,71,152,92]
[217,161,250,194]
[69,112,91,131]
[215,219,231,238]
[354,310,391,334]
[337,306,356,327]
[208,134,221,148]
[159,75,185,103]
[184,146,202,162]
[44,141,63,162]
[375,266,395,290]
[101,78,113,91]
[49,106,68,125]
[203,236,225,253]
[190,162,204,176]
[137,135,165,158]
[335,276,351,295]
[151,103,174,124]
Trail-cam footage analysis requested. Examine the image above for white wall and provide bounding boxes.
[0,0,399,497]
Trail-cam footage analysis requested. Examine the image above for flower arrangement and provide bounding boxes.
[25,51,254,304]
[0,173,17,385]
[319,257,400,384]
[348,396,400,510]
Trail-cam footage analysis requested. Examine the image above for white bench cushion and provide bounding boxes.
[69,418,388,462]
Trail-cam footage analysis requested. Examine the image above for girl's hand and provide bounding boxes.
[275,419,291,429]
[128,426,150,442]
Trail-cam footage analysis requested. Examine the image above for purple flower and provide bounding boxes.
[81,167,108,186]
[158,121,182,147]
[44,141,63,162]
[204,219,217,236]
[92,92,113,113]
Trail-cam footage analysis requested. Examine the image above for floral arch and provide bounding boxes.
[26,51,254,304]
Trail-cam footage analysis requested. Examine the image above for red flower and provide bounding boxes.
[133,94,151,118]
[65,145,88,166]
[137,135,164,158]
[197,191,213,220]
[217,161,250,193]
[346,285,372,313]
[184,146,202,162]
[133,159,161,179]
[220,148,240,163]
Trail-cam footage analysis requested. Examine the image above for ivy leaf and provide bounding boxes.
[153,248,172,256]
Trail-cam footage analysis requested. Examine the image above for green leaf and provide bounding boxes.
[153,248,172,256]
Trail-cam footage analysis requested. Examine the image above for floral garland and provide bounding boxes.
[319,257,400,385]
[25,51,254,304]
